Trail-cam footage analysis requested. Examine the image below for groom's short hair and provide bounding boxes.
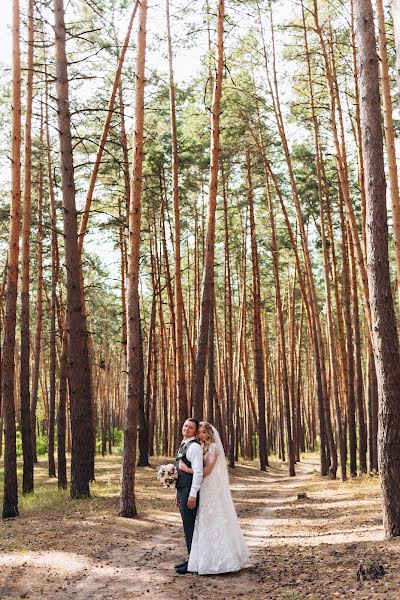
[187,417,199,430]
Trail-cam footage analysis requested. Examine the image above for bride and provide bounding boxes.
[178,421,250,575]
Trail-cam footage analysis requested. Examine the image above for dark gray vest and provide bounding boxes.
[175,439,200,489]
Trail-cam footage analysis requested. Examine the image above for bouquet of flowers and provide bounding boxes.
[156,463,178,488]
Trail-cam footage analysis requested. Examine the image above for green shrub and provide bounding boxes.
[36,436,48,456]
[16,430,48,457]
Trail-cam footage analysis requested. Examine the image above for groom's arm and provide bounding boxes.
[187,444,203,508]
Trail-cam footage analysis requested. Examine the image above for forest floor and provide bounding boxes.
[0,453,399,599]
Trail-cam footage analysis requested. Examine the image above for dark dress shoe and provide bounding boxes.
[174,559,188,569]
[175,563,188,574]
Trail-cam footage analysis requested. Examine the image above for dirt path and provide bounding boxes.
[1,456,399,600]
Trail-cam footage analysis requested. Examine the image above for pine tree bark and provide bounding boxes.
[247,154,268,471]
[30,169,43,465]
[19,0,34,494]
[222,164,235,467]
[54,0,93,499]
[263,6,337,476]
[2,0,22,519]
[341,216,357,477]
[350,230,367,474]
[368,339,379,473]
[57,329,68,490]
[45,65,59,481]
[392,0,400,105]
[355,0,400,537]
[166,0,188,430]
[266,167,294,475]
[376,0,400,294]
[120,0,147,517]
[192,0,224,419]
[301,0,346,479]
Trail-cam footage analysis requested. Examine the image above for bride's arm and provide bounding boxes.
[203,447,218,476]
[178,459,192,473]
[179,445,219,476]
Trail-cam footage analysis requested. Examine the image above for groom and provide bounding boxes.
[175,418,203,574]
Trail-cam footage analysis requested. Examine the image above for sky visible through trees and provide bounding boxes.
[0,0,299,279]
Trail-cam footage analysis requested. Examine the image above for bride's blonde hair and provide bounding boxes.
[199,421,214,455]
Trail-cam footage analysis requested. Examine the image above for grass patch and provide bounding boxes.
[0,454,177,520]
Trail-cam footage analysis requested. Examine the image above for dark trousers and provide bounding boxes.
[177,486,198,554]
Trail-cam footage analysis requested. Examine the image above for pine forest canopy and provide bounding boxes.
[1,0,400,539]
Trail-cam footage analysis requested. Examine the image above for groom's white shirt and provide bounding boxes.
[182,436,203,498]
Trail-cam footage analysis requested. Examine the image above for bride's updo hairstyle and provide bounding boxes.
[199,421,214,455]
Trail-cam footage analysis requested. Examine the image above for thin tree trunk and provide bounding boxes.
[392,0,400,105]
[266,168,295,475]
[30,172,43,465]
[45,63,59,480]
[192,0,224,418]
[19,0,34,494]
[376,0,400,295]
[342,216,357,477]
[57,329,68,489]
[368,339,378,473]
[350,230,367,474]
[120,0,147,517]
[222,164,234,467]
[247,154,268,471]
[166,0,187,430]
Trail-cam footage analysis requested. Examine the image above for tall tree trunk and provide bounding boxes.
[262,6,337,476]
[2,0,22,519]
[30,167,43,465]
[313,0,371,336]
[392,0,400,104]
[207,293,216,424]
[57,329,68,490]
[301,0,346,479]
[355,0,400,537]
[247,154,268,471]
[46,64,59,481]
[266,168,294,475]
[138,243,156,467]
[350,231,367,474]
[166,0,187,430]
[192,0,224,419]
[120,0,147,518]
[54,0,93,499]
[342,216,357,477]
[368,339,378,473]
[376,0,400,294]
[19,0,34,494]
[222,164,234,467]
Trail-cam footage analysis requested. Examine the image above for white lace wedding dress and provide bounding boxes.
[187,427,250,575]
